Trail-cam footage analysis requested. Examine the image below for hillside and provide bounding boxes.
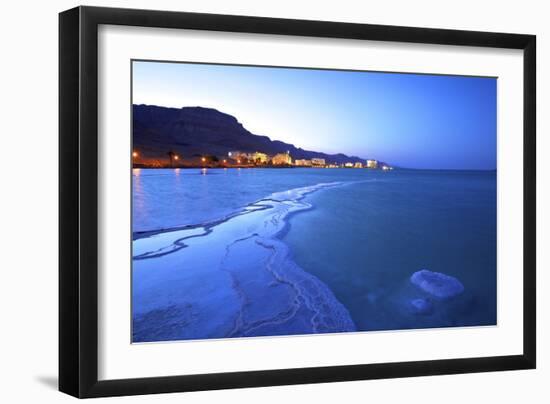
[133,105,368,164]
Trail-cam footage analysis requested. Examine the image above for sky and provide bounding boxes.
[132,60,497,170]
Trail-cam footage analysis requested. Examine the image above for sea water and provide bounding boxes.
[132,168,496,342]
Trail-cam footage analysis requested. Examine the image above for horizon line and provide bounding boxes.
[132,103,496,171]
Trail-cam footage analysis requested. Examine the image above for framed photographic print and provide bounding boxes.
[59,6,536,398]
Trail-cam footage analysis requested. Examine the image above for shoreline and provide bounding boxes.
[132,165,380,170]
[132,166,497,172]
[132,181,357,342]
[132,179,365,240]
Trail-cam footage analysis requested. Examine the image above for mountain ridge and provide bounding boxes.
[133,104,371,164]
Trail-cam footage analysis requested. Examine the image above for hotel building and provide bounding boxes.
[251,152,269,163]
[272,153,292,165]
[311,158,326,166]
[295,159,312,166]
[366,159,378,169]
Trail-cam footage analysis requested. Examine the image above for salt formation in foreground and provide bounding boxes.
[132,182,356,342]
[410,269,465,299]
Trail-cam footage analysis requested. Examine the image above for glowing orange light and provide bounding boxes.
[201,157,206,162]
[132,151,138,158]
[174,155,179,160]
[223,159,227,163]
[237,159,241,164]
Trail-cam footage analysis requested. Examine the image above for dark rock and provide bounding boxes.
[133,104,368,163]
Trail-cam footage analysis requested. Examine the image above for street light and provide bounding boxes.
[132,151,138,158]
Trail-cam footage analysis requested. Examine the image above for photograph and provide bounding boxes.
[131,60,497,343]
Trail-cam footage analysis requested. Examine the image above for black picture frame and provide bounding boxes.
[59,5,536,398]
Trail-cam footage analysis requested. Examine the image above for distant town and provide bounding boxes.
[132,149,393,170]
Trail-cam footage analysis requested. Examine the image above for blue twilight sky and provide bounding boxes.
[132,61,497,170]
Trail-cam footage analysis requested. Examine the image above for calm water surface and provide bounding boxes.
[132,168,496,337]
